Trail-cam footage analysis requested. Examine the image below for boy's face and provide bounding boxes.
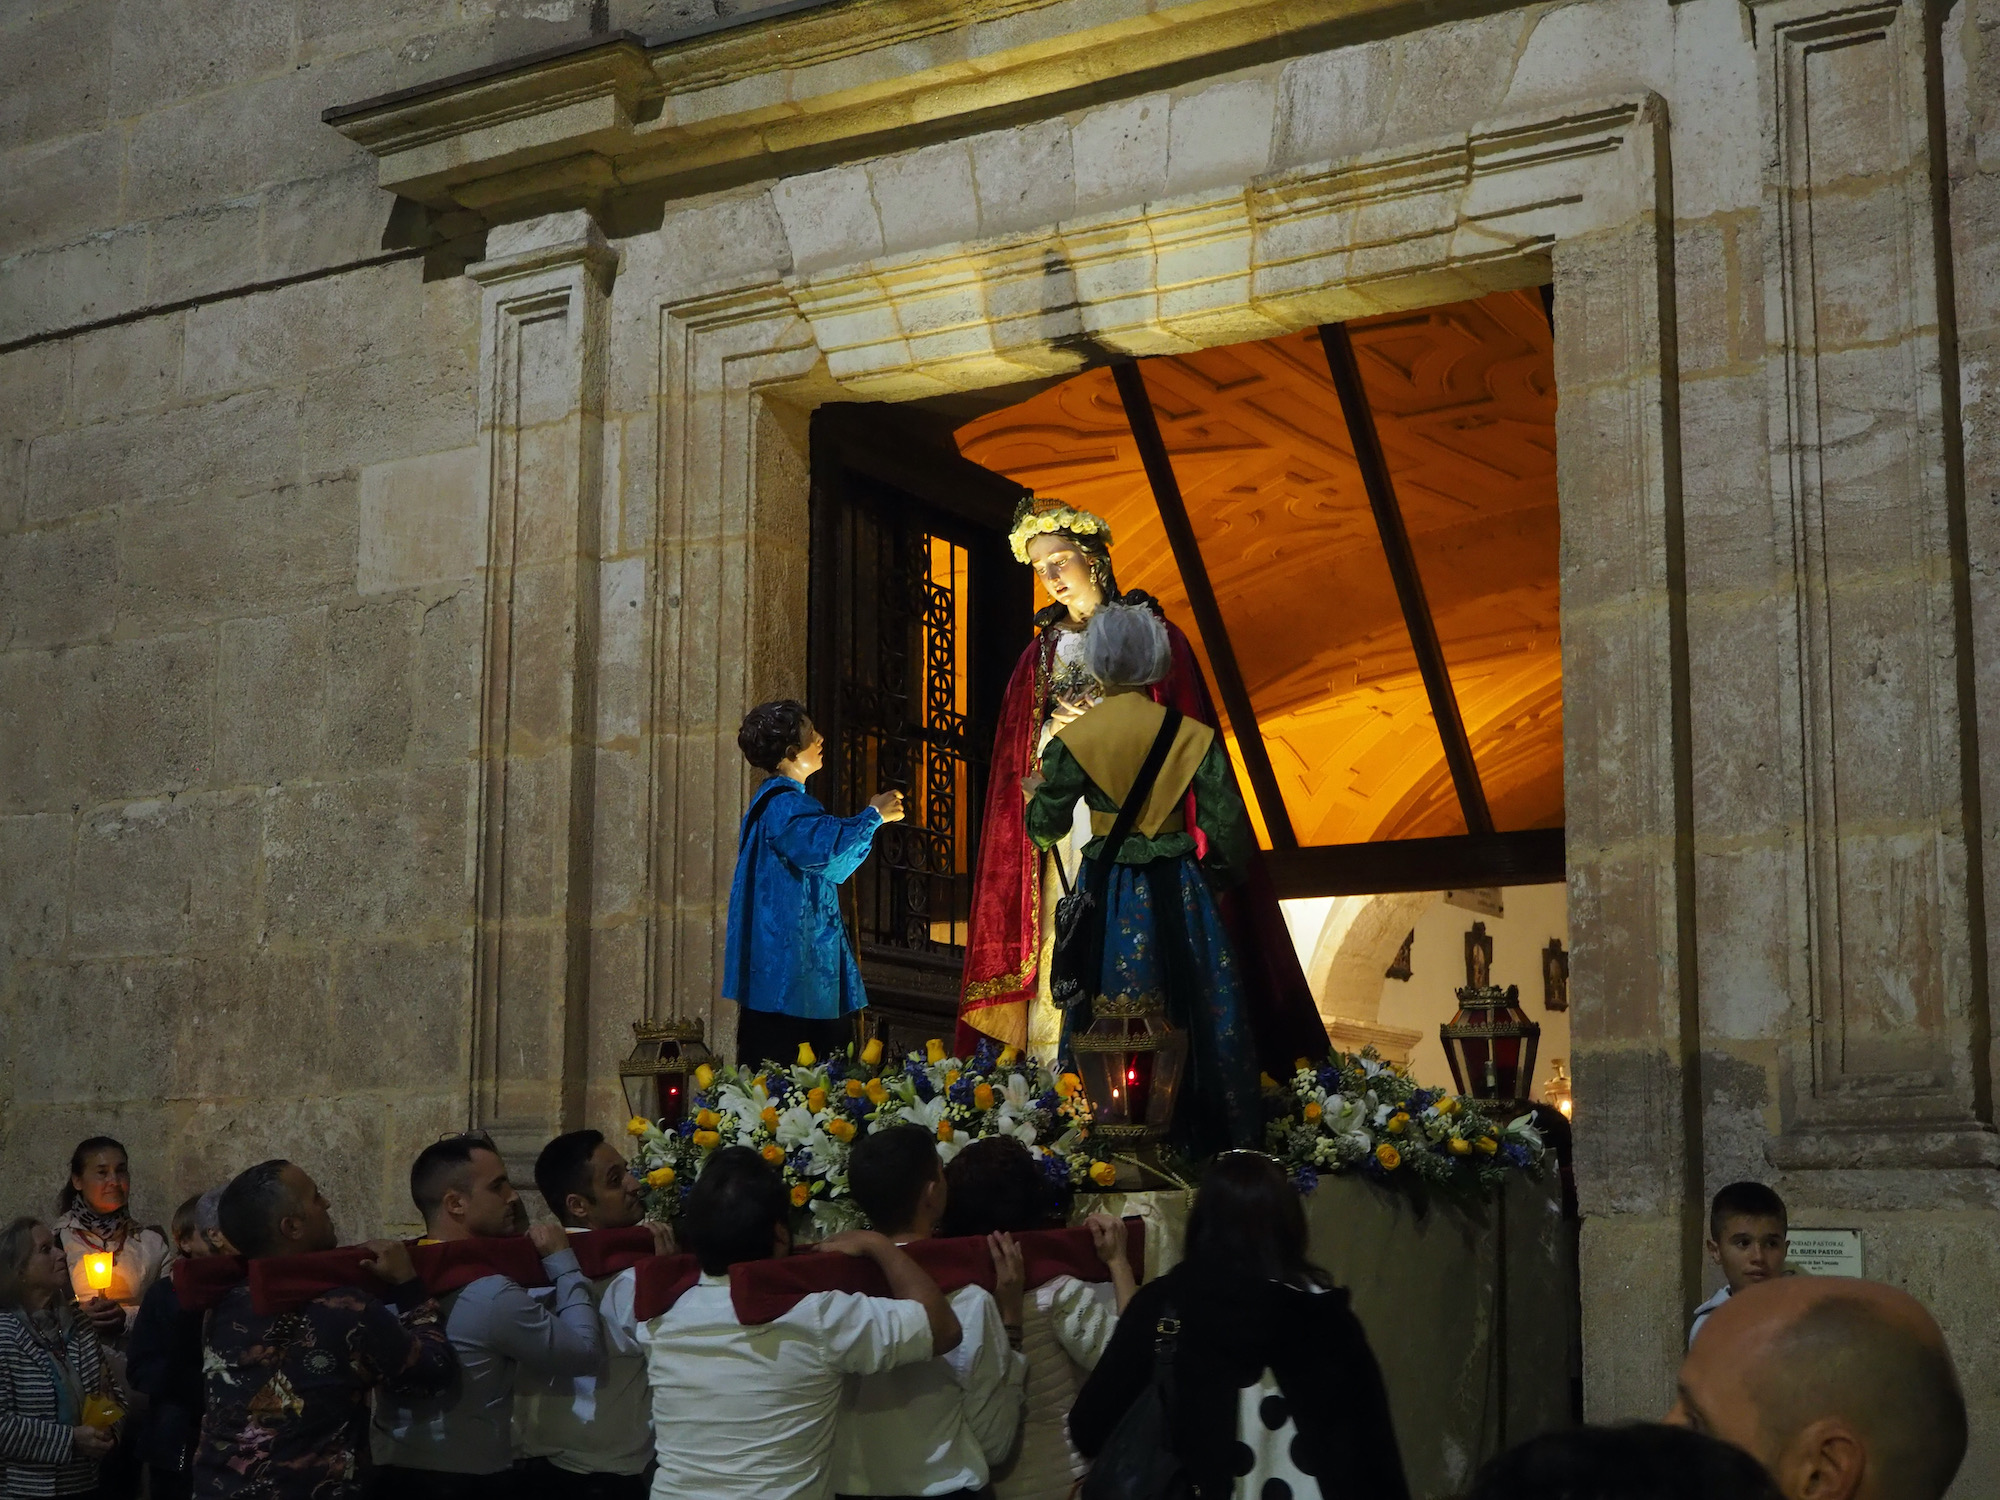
[1707,1213,1787,1293]
[783,726,825,780]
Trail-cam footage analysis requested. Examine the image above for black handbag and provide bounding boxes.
[1048,709,1183,1011]
[1080,1303,1190,1500]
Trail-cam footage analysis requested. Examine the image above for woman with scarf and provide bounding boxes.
[955,495,1329,1077]
[0,1216,116,1500]
[52,1140,170,1346]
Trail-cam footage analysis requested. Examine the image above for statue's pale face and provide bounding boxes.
[1026,531,1104,621]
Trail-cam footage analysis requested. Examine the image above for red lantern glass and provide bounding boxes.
[620,1018,713,1129]
[1440,984,1541,1109]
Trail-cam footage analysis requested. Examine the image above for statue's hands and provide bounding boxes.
[868,791,905,823]
[1020,771,1045,799]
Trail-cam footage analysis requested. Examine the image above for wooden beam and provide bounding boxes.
[1263,829,1565,899]
[1317,322,1495,836]
[1110,360,1299,849]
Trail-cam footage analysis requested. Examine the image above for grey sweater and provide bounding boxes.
[372,1248,598,1476]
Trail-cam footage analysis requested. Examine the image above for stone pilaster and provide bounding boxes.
[466,211,615,1166]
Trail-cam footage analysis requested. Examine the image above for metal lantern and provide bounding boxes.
[1070,998,1188,1151]
[1440,983,1541,1110]
[620,1018,713,1129]
[1543,1056,1573,1120]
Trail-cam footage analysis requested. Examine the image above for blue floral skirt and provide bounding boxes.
[1062,855,1262,1153]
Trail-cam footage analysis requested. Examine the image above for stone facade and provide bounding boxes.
[2,0,1995,1484]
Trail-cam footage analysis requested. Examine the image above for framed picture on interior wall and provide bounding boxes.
[1385,930,1414,982]
[1463,921,1493,988]
[1542,938,1569,1012]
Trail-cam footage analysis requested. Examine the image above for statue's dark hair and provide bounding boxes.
[737,700,814,774]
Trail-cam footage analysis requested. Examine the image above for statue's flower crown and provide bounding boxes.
[1007,495,1113,563]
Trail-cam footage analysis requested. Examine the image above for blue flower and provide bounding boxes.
[912,1073,936,1103]
[676,1117,697,1138]
[1317,1067,1340,1091]
[971,1038,999,1070]
[1291,1167,1320,1194]
[1501,1142,1530,1168]
[947,1075,977,1106]
[1035,1090,1060,1113]
[824,1054,848,1080]
[1410,1090,1434,1112]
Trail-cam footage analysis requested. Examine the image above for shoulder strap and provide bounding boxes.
[730,781,790,999]
[1092,709,1181,875]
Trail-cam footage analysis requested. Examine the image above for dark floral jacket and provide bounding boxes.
[194,1282,453,1499]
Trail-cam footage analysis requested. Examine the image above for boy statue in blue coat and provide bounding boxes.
[723,699,903,1066]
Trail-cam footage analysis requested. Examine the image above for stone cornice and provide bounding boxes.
[325,0,1522,221]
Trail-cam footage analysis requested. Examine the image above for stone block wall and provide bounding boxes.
[0,260,485,1236]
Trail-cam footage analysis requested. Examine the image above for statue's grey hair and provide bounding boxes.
[1083,602,1171,688]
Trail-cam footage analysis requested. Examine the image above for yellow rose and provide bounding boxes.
[791,1183,811,1207]
[1387,1112,1409,1135]
[693,1129,721,1150]
[861,1038,884,1066]
[944,1070,960,1089]
[1088,1161,1117,1187]
[1259,1072,1279,1090]
[694,1063,716,1092]
[760,1106,779,1133]
[973,1083,995,1111]
[752,1073,767,1091]
[1375,1143,1401,1171]
[1294,1057,1311,1073]
[626,1116,651,1137]
[807,1087,828,1114]
[997,1046,1020,1068]
[797,1042,816,1066]
[827,1118,856,1142]
[1056,1073,1082,1099]
[761,1144,784,1165]
[1448,1137,1472,1156]
[1476,1135,1499,1155]
[1437,1097,1459,1116]
[844,1078,865,1098]
[646,1165,675,1188]
[937,1119,954,1142]
[1302,1101,1323,1123]
[695,1108,719,1130]
[925,1038,946,1065]
[865,1078,889,1105]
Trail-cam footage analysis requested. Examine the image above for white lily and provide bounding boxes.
[802,1129,846,1177]
[899,1096,949,1133]
[775,1104,818,1149]
[717,1080,771,1120]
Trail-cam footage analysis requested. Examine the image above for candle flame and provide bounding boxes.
[83,1254,113,1293]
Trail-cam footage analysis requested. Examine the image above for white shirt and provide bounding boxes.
[640,1271,934,1500]
[832,1282,1028,1497]
[1688,1285,1731,1347]
[518,1265,653,1476]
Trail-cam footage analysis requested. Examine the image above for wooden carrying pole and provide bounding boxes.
[1317,322,1494,836]
[1110,360,1299,849]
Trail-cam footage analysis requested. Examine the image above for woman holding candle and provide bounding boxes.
[0,1215,118,1499]
[52,1139,170,1345]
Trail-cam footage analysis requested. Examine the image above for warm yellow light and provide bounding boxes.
[1557,1098,1573,1120]
[83,1254,114,1294]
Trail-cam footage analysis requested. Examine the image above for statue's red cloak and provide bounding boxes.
[955,611,1332,1073]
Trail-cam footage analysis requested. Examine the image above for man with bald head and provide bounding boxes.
[1668,1275,1966,1500]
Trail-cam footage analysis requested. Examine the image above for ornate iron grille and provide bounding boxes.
[837,510,977,957]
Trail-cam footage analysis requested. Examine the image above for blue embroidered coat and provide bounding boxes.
[722,776,884,1019]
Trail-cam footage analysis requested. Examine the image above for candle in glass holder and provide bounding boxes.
[82,1253,114,1297]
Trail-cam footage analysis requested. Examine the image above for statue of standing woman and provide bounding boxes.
[955,496,1332,1078]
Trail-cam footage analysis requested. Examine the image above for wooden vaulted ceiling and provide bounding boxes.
[954,287,1562,848]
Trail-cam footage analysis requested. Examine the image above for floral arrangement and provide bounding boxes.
[1263,1050,1548,1195]
[1007,496,1113,563]
[626,1037,1103,1237]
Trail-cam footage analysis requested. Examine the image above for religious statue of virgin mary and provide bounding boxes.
[954,495,1332,1075]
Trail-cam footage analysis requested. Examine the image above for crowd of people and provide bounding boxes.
[0,1134,1972,1500]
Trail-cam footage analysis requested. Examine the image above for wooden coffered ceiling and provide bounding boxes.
[955,286,1561,849]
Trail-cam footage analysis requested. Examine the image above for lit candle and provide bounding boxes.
[83,1253,114,1296]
